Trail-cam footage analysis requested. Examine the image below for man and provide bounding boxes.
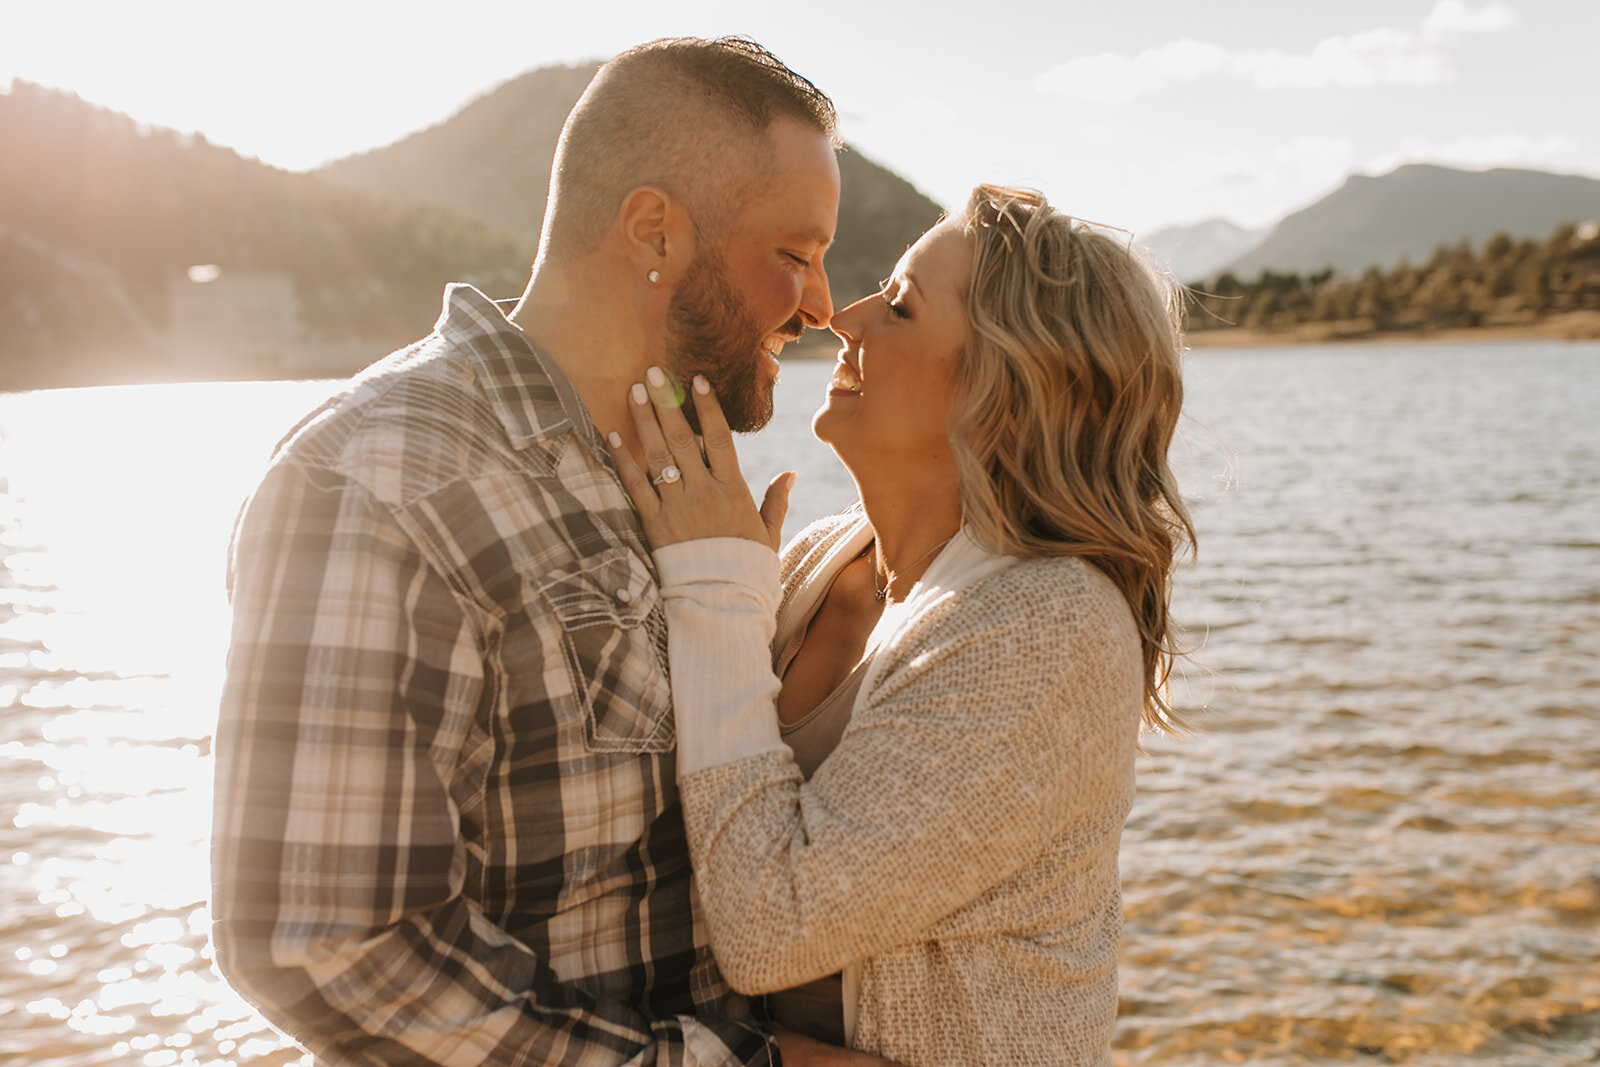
[212,37,887,1065]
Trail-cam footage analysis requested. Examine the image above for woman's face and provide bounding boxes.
[813,219,973,475]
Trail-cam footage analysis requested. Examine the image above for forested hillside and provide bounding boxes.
[0,82,529,386]
[1186,222,1600,340]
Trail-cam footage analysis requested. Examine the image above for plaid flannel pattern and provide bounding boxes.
[211,285,776,1067]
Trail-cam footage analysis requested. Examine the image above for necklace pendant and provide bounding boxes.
[874,586,888,602]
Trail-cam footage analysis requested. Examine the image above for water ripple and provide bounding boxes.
[1,347,1598,1064]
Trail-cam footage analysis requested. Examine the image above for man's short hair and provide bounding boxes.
[542,37,839,258]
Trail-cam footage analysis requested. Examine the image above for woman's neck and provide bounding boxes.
[851,462,963,599]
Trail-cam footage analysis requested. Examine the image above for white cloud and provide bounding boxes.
[1034,39,1231,103]
[1149,39,1232,81]
[1035,1,1519,102]
[1422,0,1521,35]
[1033,52,1166,104]
[1237,28,1453,90]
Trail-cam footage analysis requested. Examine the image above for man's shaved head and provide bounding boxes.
[540,37,839,259]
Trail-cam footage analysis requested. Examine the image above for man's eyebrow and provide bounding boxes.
[790,226,834,251]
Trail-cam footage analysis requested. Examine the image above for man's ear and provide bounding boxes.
[618,186,694,286]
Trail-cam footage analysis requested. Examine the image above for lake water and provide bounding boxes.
[1,340,1597,1066]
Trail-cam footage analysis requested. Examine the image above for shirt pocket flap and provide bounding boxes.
[534,550,673,753]
[537,550,658,630]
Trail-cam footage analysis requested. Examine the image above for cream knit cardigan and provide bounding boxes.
[654,514,1143,1067]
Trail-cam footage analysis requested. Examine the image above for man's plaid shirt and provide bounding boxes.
[211,285,777,1066]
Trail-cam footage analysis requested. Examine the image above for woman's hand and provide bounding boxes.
[610,367,794,551]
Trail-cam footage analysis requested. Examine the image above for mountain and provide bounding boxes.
[317,64,592,251]
[0,81,530,387]
[317,62,945,307]
[0,223,161,388]
[1138,218,1269,283]
[1218,164,1600,280]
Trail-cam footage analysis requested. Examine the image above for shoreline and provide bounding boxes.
[781,310,1600,359]
[5,316,1597,395]
[1184,309,1600,349]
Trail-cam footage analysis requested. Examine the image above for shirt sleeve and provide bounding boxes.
[211,462,777,1067]
[654,551,1141,995]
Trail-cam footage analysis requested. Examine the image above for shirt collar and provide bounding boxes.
[433,282,599,453]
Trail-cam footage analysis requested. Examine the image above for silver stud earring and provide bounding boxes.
[647,269,661,285]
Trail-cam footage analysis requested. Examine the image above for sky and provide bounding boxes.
[3,0,1597,235]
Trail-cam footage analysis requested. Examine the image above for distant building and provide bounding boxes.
[168,268,299,376]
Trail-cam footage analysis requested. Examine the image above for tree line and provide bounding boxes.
[1184,221,1600,337]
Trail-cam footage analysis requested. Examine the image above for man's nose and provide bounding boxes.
[799,260,833,330]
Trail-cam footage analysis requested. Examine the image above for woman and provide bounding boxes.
[609,185,1193,1065]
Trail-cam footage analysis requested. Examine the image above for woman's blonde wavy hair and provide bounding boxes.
[951,185,1194,731]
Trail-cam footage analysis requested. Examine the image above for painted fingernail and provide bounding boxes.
[646,366,666,387]
[607,431,622,448]
[693,374,710,395]
[631,383,648,405]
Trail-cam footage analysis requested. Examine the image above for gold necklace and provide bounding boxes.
[873,534,955,602]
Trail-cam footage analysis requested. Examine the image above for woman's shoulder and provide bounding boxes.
[966,550,1123,609]
[922,551,1138,658]
[865,549,1144,752]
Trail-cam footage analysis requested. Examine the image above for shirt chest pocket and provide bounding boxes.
[534,550,675,754]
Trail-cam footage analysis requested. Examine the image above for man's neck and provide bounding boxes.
[511,257,664,467]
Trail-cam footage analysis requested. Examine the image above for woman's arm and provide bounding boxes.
[653,536,790,775]
[659,546,1142,994]
[610,373,1141,995]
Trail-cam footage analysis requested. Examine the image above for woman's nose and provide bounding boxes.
[828,293,872,345]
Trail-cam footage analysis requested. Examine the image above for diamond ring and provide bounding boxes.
[652,464,682,486]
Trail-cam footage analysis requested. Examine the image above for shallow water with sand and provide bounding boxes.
[1,340,1596,1065]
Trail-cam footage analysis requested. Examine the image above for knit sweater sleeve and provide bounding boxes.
[659,550,1143,995]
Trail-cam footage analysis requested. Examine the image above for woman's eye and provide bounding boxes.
[881,291,910,320]
[785,252,810,269]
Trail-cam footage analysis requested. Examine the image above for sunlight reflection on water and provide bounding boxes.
[0,380,336,1067]
[2,344,1598,1065]
[0,370,854,1067]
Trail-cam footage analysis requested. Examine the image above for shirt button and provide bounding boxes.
[615,588,633,604]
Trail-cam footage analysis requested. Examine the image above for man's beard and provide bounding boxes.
[665,245,789,434]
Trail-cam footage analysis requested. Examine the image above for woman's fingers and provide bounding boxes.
[759,472,795,552]
[616,369,775,549]
[628,379,689,489]
[642,367,709,483]
[608,428,658,517]
[688,374,743,481]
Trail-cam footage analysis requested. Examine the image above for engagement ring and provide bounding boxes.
[652,464,682,486]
